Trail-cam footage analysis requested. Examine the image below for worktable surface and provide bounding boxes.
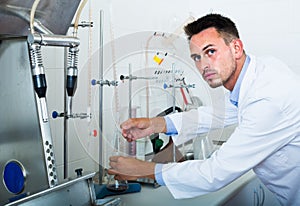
[106,171,256,206]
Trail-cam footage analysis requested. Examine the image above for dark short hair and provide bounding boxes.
[184,13,240,44]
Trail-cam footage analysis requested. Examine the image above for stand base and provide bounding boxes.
[94,182,141,199]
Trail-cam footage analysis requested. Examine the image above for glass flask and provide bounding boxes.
[106,175,128,192]
[106,135,129,192]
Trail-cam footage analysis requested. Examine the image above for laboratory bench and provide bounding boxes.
[105,170,280,206]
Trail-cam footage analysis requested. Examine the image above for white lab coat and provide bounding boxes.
[163,55,300,206]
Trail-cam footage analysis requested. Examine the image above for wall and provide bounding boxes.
[43,0,300,181]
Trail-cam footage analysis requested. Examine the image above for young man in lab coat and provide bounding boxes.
[108,13,300,205]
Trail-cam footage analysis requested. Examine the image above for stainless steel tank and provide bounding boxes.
[0,0,81,36]
[0,37,51,205]
[0,0,85,204]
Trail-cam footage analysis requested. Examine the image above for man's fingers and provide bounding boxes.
[107,168,118,175]
[120,118,136,130]
[108,168,136,180]
[114,174,138,181]
[109,156,116,162]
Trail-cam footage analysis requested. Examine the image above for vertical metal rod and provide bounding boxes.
[63,47,69,179]
[128,64,132,119]
[172,63,176,162]
[98,9,104,185]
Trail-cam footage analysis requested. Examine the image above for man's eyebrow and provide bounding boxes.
[202,44,214,51]
[190,44,215,58]
[190,54,199,59]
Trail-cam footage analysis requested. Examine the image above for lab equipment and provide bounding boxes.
[90,66,119,187]
[163,82,195,89]
[106,148,129,193]
[106,178,129,192]
[89,11,141,200]
[0,36,101,205]
[92,61,141,197]
[52,111,91,120]
[0,1,103,205]
[29,32,81,180]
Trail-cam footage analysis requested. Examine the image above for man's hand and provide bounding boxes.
[120,117,167,142]
[108,156,156,180]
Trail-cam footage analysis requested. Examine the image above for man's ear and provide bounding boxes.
[232,39,244,59]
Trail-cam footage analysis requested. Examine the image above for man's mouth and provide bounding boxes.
[204,71,216,80]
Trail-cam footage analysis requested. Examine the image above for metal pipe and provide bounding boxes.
[63,47,69,179]
[63,45,79,179]
[98,10,104,185]
[63,41,79,179]
[30,0,41,34]
[27,33,80,47]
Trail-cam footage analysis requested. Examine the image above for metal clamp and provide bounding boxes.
[71,21,94,28]
[120,74,158,81]
[91,79,118,87]
[52,111,91,120]
[163,83,195,89]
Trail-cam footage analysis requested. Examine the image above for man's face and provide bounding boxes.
[189,27,237,89]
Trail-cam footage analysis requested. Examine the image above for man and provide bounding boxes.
[108,14,300,205]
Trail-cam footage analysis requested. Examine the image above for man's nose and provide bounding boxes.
[197,58,209,74]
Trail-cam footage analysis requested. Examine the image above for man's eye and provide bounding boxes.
[207,49,216,55]
[193,55,201,62]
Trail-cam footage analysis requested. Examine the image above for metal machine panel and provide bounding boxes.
[0,0,81,35]
[0,38,49,205]
[5,173,97,206]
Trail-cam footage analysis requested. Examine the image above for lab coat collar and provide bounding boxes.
[238,54,257,109]
[230,55,251,107]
